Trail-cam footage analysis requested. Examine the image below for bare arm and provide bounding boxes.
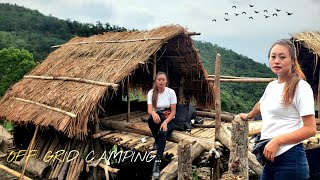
[264,114,316,161]
[239,102,261,120]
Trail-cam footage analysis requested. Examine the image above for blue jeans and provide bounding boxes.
[260,143,309,180]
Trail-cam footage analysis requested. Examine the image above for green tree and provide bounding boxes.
[0,47,36,97]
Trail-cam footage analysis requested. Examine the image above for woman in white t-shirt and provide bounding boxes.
[240,39,316,179]
[147,71,177,178]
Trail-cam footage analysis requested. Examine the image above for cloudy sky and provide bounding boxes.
[1,0,320,65]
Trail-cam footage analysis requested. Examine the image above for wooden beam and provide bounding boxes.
[0,164,33,180]
[13,97,76,118]
[187,32,201,36]
[24,75,119,88]
[177,140,192,180]
[206,77,275,83]
[51,37,166,48]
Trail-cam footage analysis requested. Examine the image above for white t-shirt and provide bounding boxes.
[147,87,177,111]
[259,80,314,156]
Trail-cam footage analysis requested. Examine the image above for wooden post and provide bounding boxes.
[153,54,157,82]
[228,115,249,179]
[20,125,39,180]
[318,71,320,119]
[214,53,221,139]
[213,54,221,180]
[127,76,130,122]
[177,140,192,180]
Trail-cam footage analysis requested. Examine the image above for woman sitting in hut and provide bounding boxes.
[147,71,177,178]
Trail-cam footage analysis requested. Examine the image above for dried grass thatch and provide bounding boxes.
[292,31,320,96]
[0,25,214,139]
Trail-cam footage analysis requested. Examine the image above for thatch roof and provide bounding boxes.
[0,25,214,139]
[292,31,320,95]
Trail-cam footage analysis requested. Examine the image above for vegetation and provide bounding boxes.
[0,47,36,97]
[194,41,276,113]
[0,3,276,115]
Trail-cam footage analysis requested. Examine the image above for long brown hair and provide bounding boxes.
[152,71,167,108]
[268,39,305,107]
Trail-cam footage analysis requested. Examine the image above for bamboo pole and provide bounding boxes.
[51,37,166,48]
[206,78,275,83]
[20,126,39,180]
[127,76,130,123]
[13,97,76,118]
[153,54,157,82]
[24,75,119,88]
[0,164,33,180]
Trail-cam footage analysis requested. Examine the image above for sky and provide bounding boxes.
[1,0,320,65]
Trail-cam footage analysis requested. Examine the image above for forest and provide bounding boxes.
[0,3,276,113]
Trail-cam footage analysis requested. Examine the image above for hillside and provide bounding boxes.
[0,3,128,61]
[193,41,276,112]
[0,3,276,113]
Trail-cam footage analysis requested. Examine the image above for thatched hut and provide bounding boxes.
[0,25,216,179]
[292,31,320,97]
[0,25,214,140]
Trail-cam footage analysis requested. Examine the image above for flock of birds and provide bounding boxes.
[212,4,294,22]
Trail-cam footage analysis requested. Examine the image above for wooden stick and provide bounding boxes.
[20,125,39,180]
[0,164,33,180]
[127,76,130,123]
[24,75,119,88]
[153,54,157,82]
[214,53,221,140]
[206,78,275,83]
[13,97,76,118]
[51,37,166,48]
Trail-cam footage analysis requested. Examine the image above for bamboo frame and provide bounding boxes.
[206,77,275,83]
[24,75,119,88]
[51,37,166,48]
[13,97,76,118]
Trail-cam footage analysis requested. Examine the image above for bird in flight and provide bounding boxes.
[212,19,216,22]
[242,11,246,14]
[286,12,293,15]
[234,13,239,16]
[224,18,230,21]
[273,13,278,16]
[249,4,254,7]
[249,16,253,19]
[264,15,270,18]
[232,5,236,8]
[275,8,281,12]
[254,10,259,13]
[225,12,229,15]
[264,10,268,13]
